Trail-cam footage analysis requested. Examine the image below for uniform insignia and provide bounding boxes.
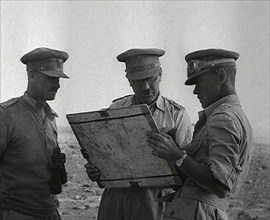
[40,66,46,71]
[57,59,63,70]
[0,97,20,109]
[166,97,185,111]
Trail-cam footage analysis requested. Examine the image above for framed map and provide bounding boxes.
[66,104,182,188]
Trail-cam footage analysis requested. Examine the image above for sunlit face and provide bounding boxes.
[31,72,60,102]
[193,70,221,108]
[129,72,161,105]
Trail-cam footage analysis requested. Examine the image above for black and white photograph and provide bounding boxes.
[1,1,269,220]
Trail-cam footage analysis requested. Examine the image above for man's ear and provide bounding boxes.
[27,71,35,82]
[216,68,226,85]
[158,69,162,81]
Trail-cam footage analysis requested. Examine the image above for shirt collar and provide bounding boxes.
[154,94,165,112]
[199,94,240,120]
[23,92,37,109]
[23,92,58,118]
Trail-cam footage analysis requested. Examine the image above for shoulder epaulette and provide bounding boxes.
[0,97,20,109]
[112,94,133,103]
[165,97,185,111]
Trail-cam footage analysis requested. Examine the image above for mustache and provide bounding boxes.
[141,89,152,93]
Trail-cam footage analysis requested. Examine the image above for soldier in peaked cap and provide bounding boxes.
[21,47,69,79]
[85,48,193,220]
[0,47,69,220]
[147,48,253,220]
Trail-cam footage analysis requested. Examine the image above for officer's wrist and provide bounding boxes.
[175,152,188,168]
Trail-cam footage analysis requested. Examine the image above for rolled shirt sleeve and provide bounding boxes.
[206,112,244,192]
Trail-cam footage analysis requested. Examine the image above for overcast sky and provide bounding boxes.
[1,1,269,141]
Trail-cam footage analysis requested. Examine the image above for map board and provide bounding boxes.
[66,104,182,188]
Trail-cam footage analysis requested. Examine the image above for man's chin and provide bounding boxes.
[144,97,156,105]
[137,93,157,105]
[46,95,57,101]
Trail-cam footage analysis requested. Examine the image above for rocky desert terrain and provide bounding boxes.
[57,127,270,220]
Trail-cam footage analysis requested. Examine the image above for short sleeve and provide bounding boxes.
[207,113,242,190]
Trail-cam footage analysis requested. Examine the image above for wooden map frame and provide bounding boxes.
[66,104,182,188]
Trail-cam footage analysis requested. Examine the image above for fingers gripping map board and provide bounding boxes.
[66,104,182,188]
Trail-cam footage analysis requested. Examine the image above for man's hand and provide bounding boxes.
[146,131,185,161]
[84,163,101,181]
[159,126,177,141]
[80,148,90,161]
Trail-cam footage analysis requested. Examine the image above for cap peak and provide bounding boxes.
[20,47,69,78]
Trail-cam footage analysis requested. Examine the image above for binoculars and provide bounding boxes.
[49,147,67,195]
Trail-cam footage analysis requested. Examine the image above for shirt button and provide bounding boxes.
[169,211,174,216]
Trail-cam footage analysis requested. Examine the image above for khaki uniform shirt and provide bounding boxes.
[97,94,193,220]
[0,93,59,217]
[163,94,253,220]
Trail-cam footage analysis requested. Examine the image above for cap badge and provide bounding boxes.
[40,66,46,71]
[57,59,63,69]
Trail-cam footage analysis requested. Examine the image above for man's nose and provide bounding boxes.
[141,80,151,89]
[193,86,198,95]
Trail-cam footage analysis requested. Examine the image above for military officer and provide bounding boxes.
[147,48,253,220]
[85,48,193,220]
[0,47,69,220]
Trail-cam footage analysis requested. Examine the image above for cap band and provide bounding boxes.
[126,62,160,73]
[26,58,64,72]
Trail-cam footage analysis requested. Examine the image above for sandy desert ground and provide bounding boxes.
[57,127,270,220]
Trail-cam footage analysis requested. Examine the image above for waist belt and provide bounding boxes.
[179,186,228,211]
